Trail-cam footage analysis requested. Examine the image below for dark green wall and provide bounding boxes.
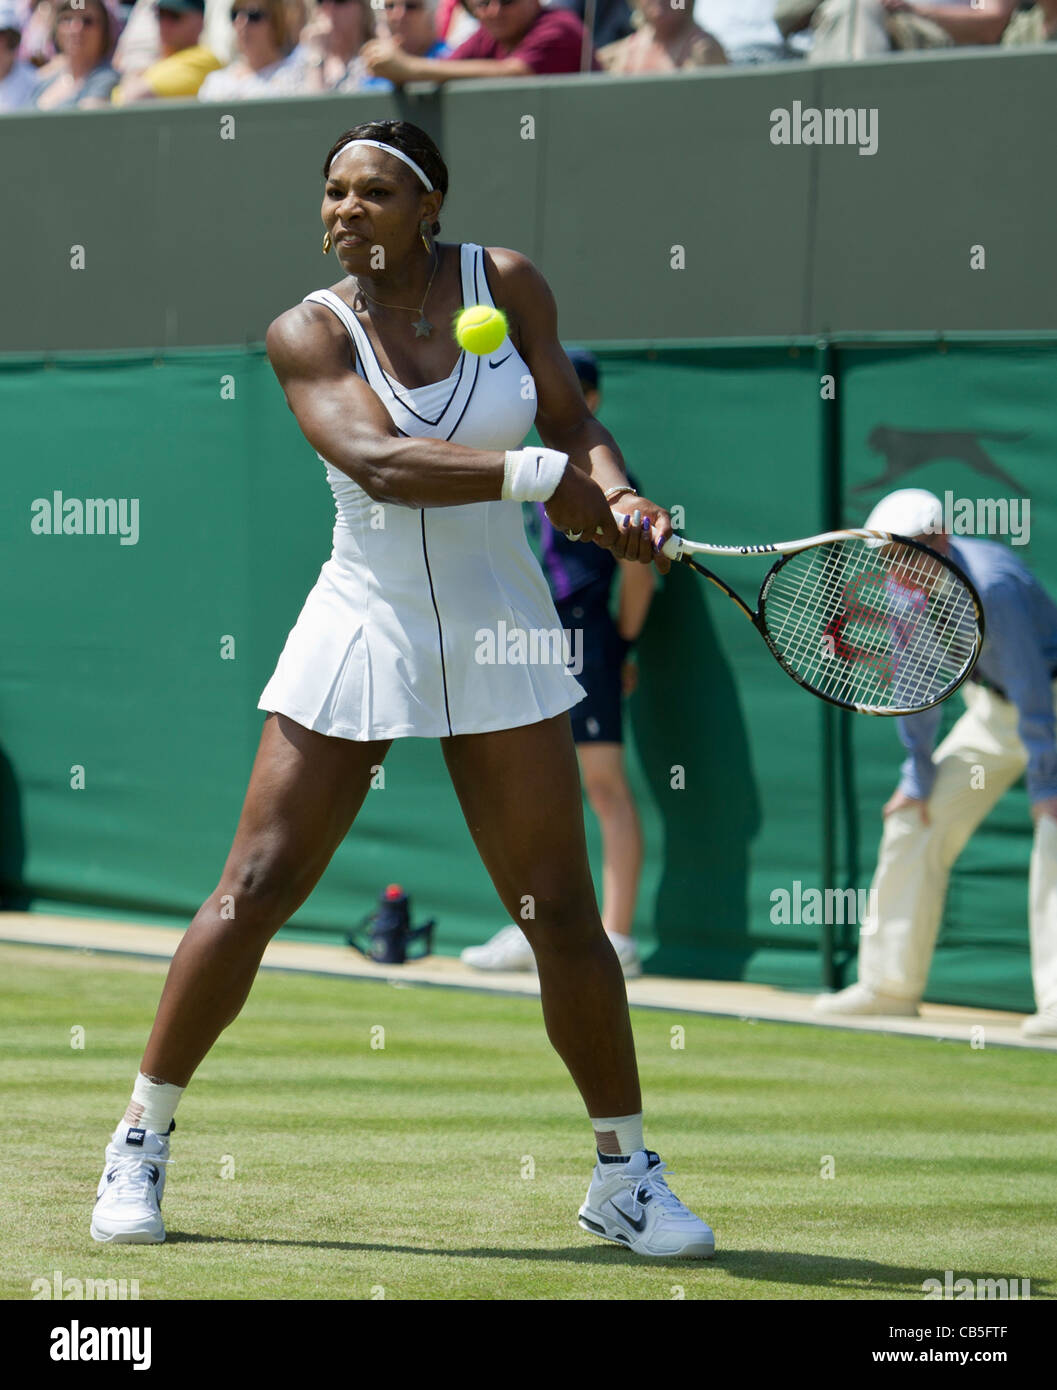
[2,48,1055,353]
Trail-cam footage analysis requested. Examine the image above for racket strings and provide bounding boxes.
[760,539,979,713]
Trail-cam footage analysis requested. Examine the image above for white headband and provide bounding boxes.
[329,138,434,192]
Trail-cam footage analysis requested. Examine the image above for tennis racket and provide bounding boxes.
[657,527,985,715]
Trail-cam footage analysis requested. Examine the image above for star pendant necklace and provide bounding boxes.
[353,245,440,338]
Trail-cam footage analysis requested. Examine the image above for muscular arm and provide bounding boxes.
[266,304,510,509]
[266,294,613,541]
[402,55,534,81]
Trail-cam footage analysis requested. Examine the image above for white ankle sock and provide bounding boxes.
[121,1072,184,1135]
[590,1111,645,1158]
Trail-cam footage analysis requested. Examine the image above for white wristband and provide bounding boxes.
[502,448,568,503]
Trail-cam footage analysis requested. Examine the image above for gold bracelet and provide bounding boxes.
[604,484,637,502]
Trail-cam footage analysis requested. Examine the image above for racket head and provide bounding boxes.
[754,534,985,715]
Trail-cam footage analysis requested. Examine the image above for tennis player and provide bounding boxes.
[90,120,715,1259]
[815,488,1057,1037]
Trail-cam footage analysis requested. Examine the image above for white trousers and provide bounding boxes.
[858,681,1057,1011]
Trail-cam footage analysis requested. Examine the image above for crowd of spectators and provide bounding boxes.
[1,0,1053,112]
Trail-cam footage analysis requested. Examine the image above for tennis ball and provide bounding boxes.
[453,304,508,355]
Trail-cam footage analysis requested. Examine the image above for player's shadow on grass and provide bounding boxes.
[167,1235,1052,1295]
[631,570,761,980]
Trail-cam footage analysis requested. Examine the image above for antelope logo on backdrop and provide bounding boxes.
[854,427,1029,497]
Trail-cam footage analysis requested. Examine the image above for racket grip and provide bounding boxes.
[661,533,684,561]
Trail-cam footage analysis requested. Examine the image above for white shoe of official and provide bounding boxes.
[813,983,919,1017]
[90,1124,172,1244]
[578,1149,715,1258]
[1021,1006,1057,1039]
[460,924,537,972]
[606,931,643,980]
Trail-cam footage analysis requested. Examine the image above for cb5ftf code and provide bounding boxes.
[889,1327,1008,1341]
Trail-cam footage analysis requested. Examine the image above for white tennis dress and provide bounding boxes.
[258,243,586,741]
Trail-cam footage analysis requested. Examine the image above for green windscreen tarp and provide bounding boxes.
[2,340,1053,1008]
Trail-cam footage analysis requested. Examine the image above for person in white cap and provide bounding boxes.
[815,488,1057,1038]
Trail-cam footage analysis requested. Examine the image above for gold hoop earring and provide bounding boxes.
[420,221,432,254]
[322,231,332,255]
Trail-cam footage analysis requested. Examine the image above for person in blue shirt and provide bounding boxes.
[361,0,450,87]
[816,488,1057,1038]
[461,349,656,979]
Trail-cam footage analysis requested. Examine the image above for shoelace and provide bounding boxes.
[105,1152,174,1199]
[631,1160,693,1218]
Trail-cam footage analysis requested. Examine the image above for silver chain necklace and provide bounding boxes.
[353,246,439,338]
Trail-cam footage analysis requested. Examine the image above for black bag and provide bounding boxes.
[346,884,435,965]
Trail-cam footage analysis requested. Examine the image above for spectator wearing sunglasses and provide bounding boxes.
[361,0,603,83]
[198,0,294,96]
[376,0,451,59]
[357,0,450,88]
[112,0,221,100]
[282,0,378,91]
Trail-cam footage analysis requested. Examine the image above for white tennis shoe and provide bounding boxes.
[578,1149,715,1258]
[461,924,643,979]
[460,924,537,972]
[606,930,642,980]
[91,1124,172,1244]
[813,983,919,1017]
[1021,1005,1057,1039]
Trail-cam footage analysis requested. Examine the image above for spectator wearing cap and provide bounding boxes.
[197,0,294,97]
[113,0,234,78]
[361,0,602,82]
[815,489,1057,1039]
[0,1,38,108]
[774,0,1017,60]
[598,0,726,72]
[112,0,222,101]
[32,0,123,108]
[281,0,378,92]
[1002,0,1057,43]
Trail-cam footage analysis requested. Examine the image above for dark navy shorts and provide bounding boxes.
[556,580,625,746]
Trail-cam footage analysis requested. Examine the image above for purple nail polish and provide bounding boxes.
[643,516,651,531]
